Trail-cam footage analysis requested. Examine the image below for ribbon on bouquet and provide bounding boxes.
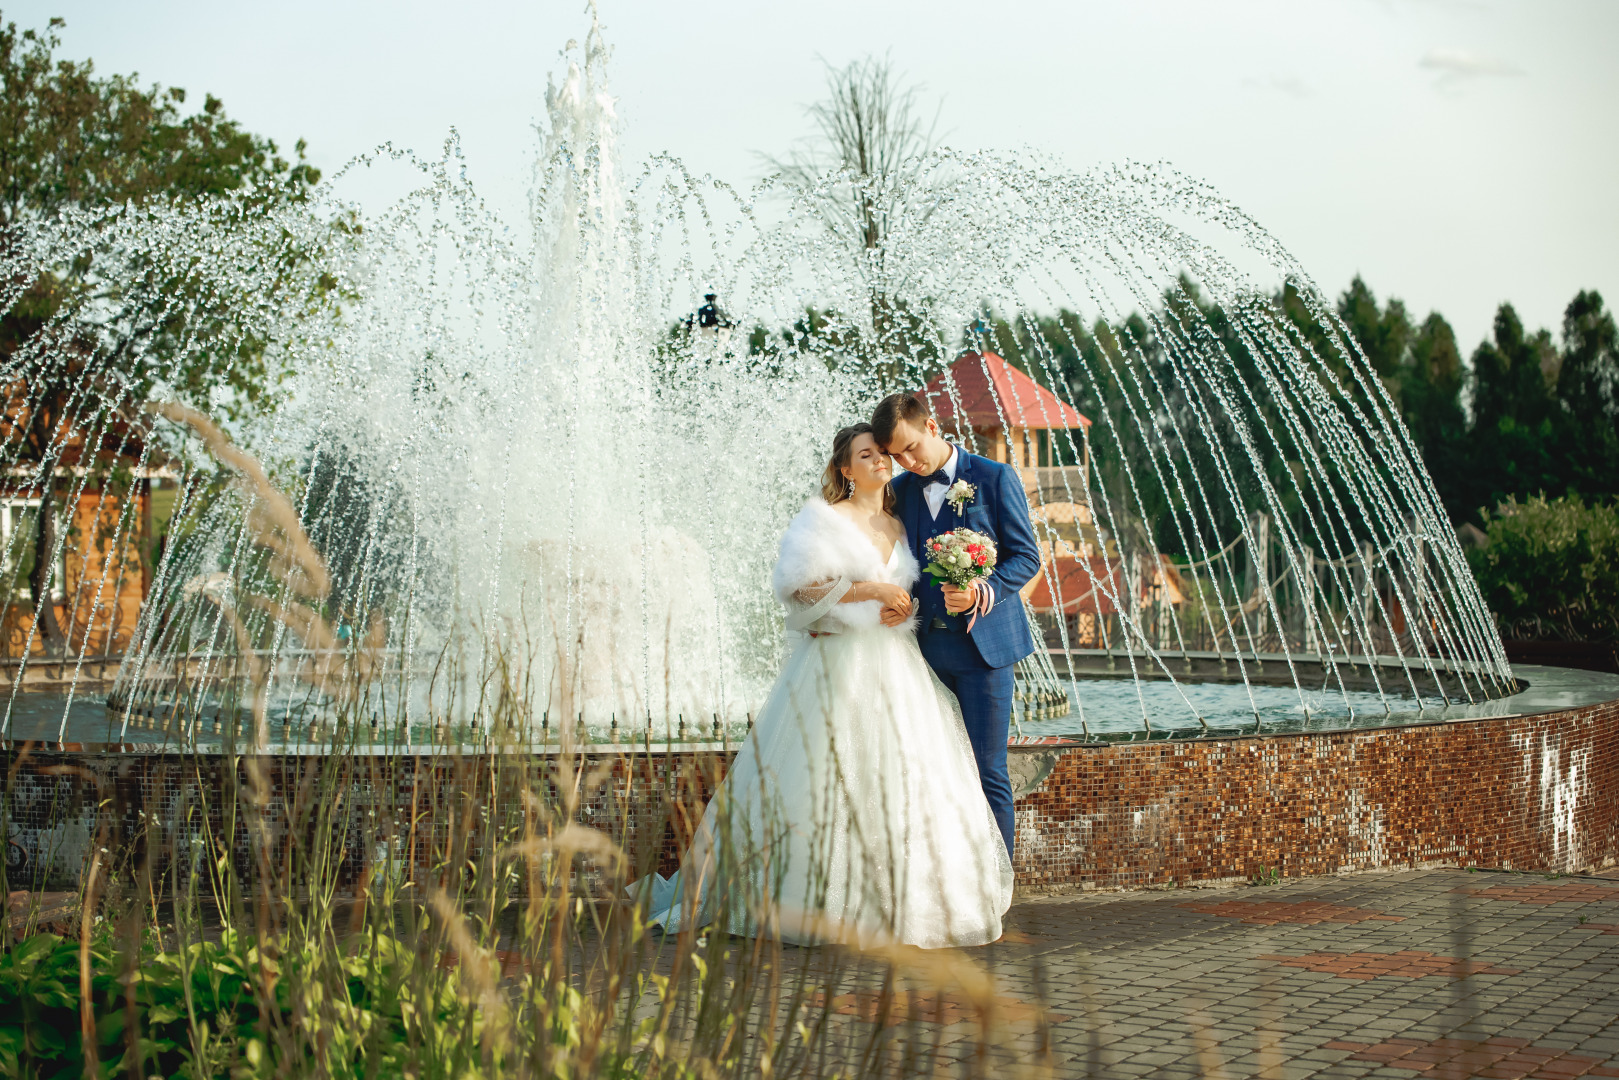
[965,580,994,633]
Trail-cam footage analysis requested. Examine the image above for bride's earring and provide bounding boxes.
[846,478,855,499]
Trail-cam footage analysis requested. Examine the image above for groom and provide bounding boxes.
[873,393,1041,859]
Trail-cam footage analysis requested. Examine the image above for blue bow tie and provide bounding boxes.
[923,469,952,487]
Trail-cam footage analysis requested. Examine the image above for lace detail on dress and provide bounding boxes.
[793,579,846,606]
[784,575,851,632]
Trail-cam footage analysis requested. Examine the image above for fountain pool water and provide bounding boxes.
[3,679,1444,747]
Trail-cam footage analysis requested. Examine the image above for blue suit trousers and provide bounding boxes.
[919,631,1015,858]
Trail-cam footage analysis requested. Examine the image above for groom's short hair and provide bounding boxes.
[872,393,931,447]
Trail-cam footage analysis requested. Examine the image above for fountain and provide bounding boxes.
[2,13,1614,892]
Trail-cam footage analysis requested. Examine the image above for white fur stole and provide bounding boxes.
[771,498,918,633]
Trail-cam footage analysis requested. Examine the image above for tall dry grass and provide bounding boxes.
[2,690,1059,1078]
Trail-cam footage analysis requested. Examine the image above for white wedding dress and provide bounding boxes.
[645,499,1013,949]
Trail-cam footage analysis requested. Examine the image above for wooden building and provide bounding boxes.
[920,351,1183,646]
[921,350,1091,490]
[0,416,170,663]
[920,351,1096,606]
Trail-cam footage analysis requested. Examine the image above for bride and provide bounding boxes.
[647,423,1013,948]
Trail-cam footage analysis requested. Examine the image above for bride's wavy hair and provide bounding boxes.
[821,423,897,513]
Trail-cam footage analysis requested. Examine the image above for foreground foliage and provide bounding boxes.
[0,927,480,1080]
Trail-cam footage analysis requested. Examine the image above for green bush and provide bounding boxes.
[0,927,474,1080]
[1467,495,1619,641]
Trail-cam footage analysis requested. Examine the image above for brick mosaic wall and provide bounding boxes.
[1012,700,1619,889]
[1,747,728,892]
[4,699,1615,893]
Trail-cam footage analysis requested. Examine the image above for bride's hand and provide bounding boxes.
[856,581,913,613]
[879,595,915,627]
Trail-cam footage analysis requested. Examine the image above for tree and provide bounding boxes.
[1377,288,1619,526]
[1401,311,1468,503]
[767,56,940,388]
[1334,280,1470,506]
[1470,304,1557,437]
[0,18,317,226]
[1462,304,1566,516]
[0,13,321,652]
[1336,275,1411,386]
[1556,290,1619,488]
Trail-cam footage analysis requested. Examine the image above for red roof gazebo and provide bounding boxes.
[919,351,1099,612]
[920,351,1090,472]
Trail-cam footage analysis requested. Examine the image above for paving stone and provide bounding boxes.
[1362,1017,1419,1032]
[936,868,1619,1076]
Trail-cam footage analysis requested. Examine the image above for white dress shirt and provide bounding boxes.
[923,446,959,520]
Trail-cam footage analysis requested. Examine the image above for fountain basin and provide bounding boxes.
[1011,664,1619,888]
[3,666,1613,893]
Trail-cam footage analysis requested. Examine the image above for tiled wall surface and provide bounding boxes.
[1013,702,1619,889]
[0,748,730,892]
[4,700,1614,892]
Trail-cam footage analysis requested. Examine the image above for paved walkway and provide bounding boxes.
[968,868,1619,1078]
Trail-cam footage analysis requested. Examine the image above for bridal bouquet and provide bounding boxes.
[923,528,998,588]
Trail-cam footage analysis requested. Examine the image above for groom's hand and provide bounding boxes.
[941,582,978,615]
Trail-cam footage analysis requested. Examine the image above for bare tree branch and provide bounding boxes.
[763,56,947,388]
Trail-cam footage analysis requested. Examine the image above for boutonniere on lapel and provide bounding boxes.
[945,479,976,514]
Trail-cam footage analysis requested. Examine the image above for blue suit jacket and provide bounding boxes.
[893,449,1041,670]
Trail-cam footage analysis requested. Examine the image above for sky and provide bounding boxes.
[10,0,1617,353]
